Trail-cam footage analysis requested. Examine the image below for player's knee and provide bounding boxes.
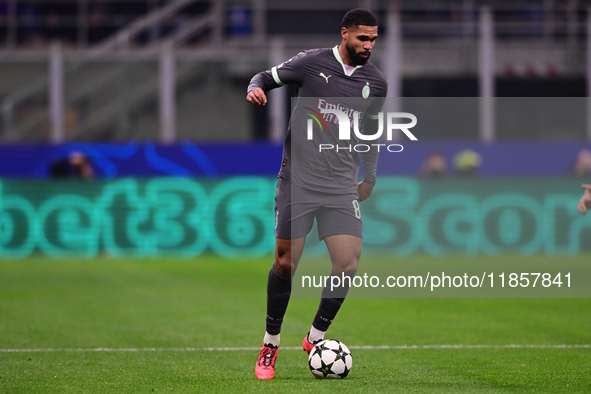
[344,260,358,277]
[335,258,358,277]
[274,246,292,277]
[273,256,292,277]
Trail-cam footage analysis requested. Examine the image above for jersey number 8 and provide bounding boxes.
[352,200,361,220]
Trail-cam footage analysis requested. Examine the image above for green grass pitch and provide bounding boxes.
[0,255,590,393]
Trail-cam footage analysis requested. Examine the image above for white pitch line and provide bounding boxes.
[1,344,590,353]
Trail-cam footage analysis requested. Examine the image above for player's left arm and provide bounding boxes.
[577,183,591,214]
[358,83,387,202]
[358,181,374,202]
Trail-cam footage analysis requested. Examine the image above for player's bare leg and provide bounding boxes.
[274,237,306,277]
[324,234,362,277]
[304,234,361,352]
[256,237,305,379]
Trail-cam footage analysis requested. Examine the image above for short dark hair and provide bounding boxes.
[342,8,378,29]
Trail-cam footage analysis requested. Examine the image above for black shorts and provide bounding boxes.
[274,177,363,240]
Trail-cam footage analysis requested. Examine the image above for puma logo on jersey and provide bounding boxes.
[319,72,331,83]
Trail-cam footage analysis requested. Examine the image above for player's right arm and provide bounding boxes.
[359,92,387,190]
[246,88,267,105]
[246,51,310,106]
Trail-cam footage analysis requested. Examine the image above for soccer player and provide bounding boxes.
[577,184,591,214]
[246,8,388,379]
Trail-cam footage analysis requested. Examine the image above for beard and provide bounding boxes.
[346,42,371,66]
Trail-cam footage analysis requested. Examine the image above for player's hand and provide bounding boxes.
[577,183,591,214]
[246,88,267,106]
[358,181,374,202]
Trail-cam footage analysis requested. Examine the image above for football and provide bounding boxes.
[308,339,353,379]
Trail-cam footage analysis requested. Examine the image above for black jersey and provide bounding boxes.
[248,46,388,194]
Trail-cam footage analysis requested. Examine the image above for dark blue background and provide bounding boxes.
[0,141,589,178]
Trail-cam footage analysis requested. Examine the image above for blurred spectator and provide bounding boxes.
[227,5,253,37]
[419,151,448,177]
[40,1,77,44]
[577,184,591,215]
[88,4,112,44]
[50,151,94,180]
[572,149,591,176]
[0,1,6,40]
[19,3,43,46]
[453,149,482,177]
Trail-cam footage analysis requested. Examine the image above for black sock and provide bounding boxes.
[265,265,292,335]
[312,272,350,331]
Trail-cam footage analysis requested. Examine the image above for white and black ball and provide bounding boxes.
[308,339,352,379]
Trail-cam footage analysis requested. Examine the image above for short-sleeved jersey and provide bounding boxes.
[248,46,388,194]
